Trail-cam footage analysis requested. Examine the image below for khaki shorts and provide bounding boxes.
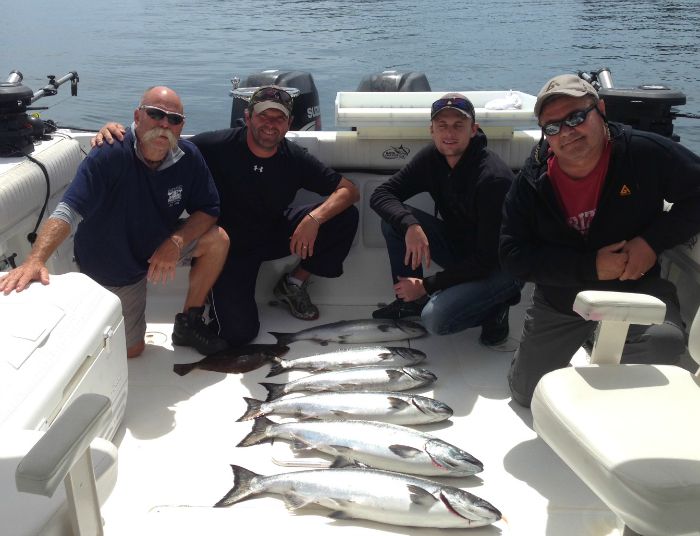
[102,238,198,349]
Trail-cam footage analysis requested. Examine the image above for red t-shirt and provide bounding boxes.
[548,143,612,235]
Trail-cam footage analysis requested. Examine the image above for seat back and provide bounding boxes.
[688,305,700,373]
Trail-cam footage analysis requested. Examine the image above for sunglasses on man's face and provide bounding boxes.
[139,105,185,126]
[541,103,598,136]
[431,97,474,118]
[250,87,293,106]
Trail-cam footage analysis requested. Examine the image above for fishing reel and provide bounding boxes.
[0,70,79,156]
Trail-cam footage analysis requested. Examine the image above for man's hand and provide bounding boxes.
[290,216,320,260]
[404,224,430,270]
[91,123,126,147]
[147,238,180,284]
[393,276,427,302]
[619,236,657,281]
[596,240,628,280]
[0,259,50,294]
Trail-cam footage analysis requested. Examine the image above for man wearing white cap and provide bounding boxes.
[500,73,700,407]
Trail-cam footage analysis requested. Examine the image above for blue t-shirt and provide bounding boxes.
[62,130,220,286]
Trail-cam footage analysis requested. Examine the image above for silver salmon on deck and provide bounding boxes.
[260,366,436,401]
[238,416,484,477]
[237,391,453,424]
[215,465,502,528]
[269,318,427,346]
[266,345,426,377]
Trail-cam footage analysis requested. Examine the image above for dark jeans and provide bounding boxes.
[209,203,359,346]
[508,279,686,407]
[381,206,521,335]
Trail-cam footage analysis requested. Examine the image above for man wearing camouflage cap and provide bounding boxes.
[500,73,700,407]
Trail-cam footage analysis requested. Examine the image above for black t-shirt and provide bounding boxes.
[190,127,341,247]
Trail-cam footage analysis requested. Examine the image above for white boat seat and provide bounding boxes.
[1,394,118,536]
[532,291,700,536]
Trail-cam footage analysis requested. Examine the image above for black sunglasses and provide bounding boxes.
[541,103,598,136]
[431,97,474,119]
[139,105,185,126]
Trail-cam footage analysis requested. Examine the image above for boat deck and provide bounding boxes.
[99,287,623,536]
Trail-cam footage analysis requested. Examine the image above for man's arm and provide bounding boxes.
[289,177,359,258]
[0,218,71,293]
[147,211,218,284]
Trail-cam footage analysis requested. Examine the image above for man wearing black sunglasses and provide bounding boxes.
[1,86,230,358]
[370,93,521,346]
[500,73,700,407]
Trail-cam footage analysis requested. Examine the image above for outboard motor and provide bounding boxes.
[0,70,79,155]
[230,70,321,131]
[356,70,431,92]
[581,67,687,141]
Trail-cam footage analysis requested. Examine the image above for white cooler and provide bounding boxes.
[0,271,128,439]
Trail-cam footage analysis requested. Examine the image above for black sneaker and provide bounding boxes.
[172,306,229,355]
[479,303,510,346]
[273,274,319,320]
[372,298,427,320]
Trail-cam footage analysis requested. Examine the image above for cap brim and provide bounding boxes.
[252,101,290,117]
[431,106,473,121]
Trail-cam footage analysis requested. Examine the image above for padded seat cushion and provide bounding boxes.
[532,364,700,536]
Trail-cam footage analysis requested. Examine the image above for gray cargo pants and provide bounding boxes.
[508,279,686,407]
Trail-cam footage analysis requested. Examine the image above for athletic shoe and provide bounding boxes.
[372,298,427,320]
[273,274,320,320]
[172,306,228,355]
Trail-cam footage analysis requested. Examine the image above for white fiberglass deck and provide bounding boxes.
[99,287,621,536]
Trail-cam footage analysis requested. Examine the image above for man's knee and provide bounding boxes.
[198,225,230,257]
[624,322,686,365]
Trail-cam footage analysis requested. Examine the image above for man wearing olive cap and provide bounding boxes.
[500,73,700,407]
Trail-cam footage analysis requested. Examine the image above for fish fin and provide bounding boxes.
[269,331,293,346]
[265,359,288,378]
[389,444,423,458]
[329,456,367,469]
[283,492,315,511]
[236,397,263,422]
[213,465,260,507]
[290,438,314,452]
[329,410,352,419]
[406,484,439,506]
[236,416,275,447]
[296,414,321,422]
[386,396,410,410]
[328,510,355,520]
[385,369,404,380]
[260,382,286,402]
[172,362,198,376]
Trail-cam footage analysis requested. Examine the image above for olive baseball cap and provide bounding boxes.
[248,85,294,118]
[534,74,599,117]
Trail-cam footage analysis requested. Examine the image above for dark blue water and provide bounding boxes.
[3,0,699,153]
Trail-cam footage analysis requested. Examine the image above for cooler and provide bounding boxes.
[0,271,128,440]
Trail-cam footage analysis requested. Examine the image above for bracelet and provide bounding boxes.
[307,213,322,226]
[169,236,183,252]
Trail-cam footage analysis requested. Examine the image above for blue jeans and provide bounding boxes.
[380,206,522,335]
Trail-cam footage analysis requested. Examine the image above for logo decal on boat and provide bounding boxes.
[167,186,183,206]
[383,145,410,160]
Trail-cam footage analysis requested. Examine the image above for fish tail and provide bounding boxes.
[260,382,286,401]
[269,331,293,346]
[172,363,197,376]
[213,465,260,507]
[236,415,275,447]
[265,358,287,378]
[237,397,263,422]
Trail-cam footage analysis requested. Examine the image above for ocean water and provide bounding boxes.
[2,0,699,154]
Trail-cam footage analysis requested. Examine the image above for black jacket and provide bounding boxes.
[370,130,514,294]
[500,122,700,314]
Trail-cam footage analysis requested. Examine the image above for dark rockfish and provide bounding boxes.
[269,318,427,346]
[266,345,427,377]
[215,465,502,528]
[173,344,289,376]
